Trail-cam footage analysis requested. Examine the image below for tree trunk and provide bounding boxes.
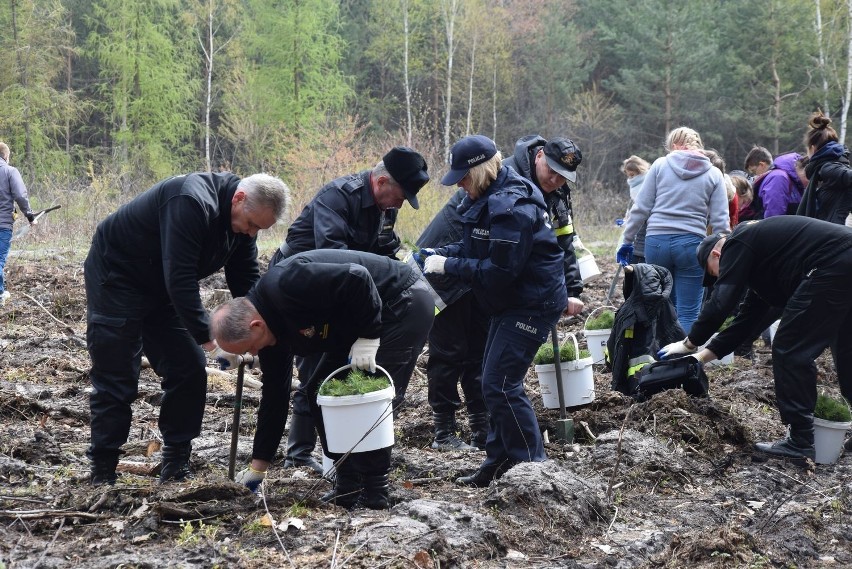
[441,0,459,160]
[465,32,477,136]
[815,0,830,116]
[402,0,412,146]
[842,0,852,142]
[10,0,33,175]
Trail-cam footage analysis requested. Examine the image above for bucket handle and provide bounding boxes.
[583,305,616,331]
[318,363,394,394]
[557,332,582,363]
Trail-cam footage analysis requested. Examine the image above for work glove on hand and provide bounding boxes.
[412,248,435,269]
[235,466,266,494]
[616,244,633,266]
[658,339,697,360]
[424,255,447,275]
[25,211,35,223]
[349,337,380,373]
[211,347,253,371]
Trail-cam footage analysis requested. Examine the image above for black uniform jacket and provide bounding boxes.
[87,172,259,344]
[692,216,852,357]
[284,171,400,257]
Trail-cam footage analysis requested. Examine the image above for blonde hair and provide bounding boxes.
[0,142,9,162]
[621,155,650,175]
[665,127,703,152]
[465,152,503,199]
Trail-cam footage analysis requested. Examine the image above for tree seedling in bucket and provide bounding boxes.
[814,393,852,423]
[318,368,391,397]
[585,310,614,330]
[534,342,591,365]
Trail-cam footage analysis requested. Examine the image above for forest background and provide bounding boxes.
[2,0,851,249]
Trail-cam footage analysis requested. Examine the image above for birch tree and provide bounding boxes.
[440,0,460,158]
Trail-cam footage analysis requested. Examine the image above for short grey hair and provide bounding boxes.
[372,161,400,188]
[210,297,257,344]
[239,173,290,220]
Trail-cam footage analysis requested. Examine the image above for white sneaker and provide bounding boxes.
[0,291,10,306]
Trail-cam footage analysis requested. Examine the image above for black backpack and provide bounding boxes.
[629,355,709,401]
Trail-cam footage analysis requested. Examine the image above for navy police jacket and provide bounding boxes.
[437,166,567,315]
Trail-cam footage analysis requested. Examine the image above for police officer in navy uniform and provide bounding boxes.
[273,147,429,473]
[85,172,290,485]
[422,135,568,486]
[659,216,852,461]
[212,249,434,509]
[502,135,585,316]
[415,189,490,451]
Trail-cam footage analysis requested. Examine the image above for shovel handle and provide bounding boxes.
[228,359,248,481]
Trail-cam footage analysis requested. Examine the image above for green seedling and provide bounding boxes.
[318,368,391,396]
[585,310,615,330]
[533,342,591,365]
[814,393,851,422]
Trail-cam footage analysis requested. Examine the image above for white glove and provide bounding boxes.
[235,466,266,493]
[657,339,697,360]
[349,337,380,373]
[211,347,254,371]
[424,255,447,275]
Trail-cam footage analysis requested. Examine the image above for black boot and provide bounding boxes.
[159,442,193,483]
[358,472,390,510]
[432,412,474,450]
[468,411,489,451]
[755,425,815,461]
[321,460,362,509]
[283,413,323,474]
[456,459,516,487]
[90,453,119,486]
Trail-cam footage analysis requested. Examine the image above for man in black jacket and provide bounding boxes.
[211,249,434,509]
[659,216,852,461]
[85,172,289,485]
[275,147,429,473]
[502,135,585,316]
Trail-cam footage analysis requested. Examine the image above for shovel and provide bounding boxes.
[228,354,256,480]
[12,205,62,241]
[550,324,574,442]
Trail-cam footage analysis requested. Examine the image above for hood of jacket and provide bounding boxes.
[665,150,712,180]
[772,152,804,192]
[509,134,546,179]
[622,263,674,324]
[628,172,646,201]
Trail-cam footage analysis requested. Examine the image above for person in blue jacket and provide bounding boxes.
[423,135,567,487]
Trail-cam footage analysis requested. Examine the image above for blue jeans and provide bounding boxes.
[0,228,11,294]
[645,233,704,332]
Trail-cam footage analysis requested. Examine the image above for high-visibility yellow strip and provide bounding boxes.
[555,224,573,236]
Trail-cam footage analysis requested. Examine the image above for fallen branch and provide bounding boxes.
[0,509,102,520]
[34,517,65,568]
[19,292,80,337]
[606,405,634,501]
[206,367,262,390]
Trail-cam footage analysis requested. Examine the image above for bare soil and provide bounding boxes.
[1,253,850,568]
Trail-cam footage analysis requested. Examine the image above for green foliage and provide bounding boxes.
[718,316,735,332]
[585,309,614,330]
[533,341,591,365]
[318,369,391,397]
[814,394,852,423]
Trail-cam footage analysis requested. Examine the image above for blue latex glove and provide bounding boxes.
[615,218,624,227]
[412,248,435,269]
[616,243,634,266]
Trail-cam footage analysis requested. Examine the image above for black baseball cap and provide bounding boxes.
[383,147,429,209]
[543,137,582,183]
[441,135,498,186]
[696,232,728,286]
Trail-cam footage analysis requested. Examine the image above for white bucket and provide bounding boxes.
[322,453,335,477]
[584,329,610,364]
[813,417,851,464]
[583,306,615,364]
[535,333,595,409]
[316,365,395,454]
[578,254,602,283]
[769,320,780,344]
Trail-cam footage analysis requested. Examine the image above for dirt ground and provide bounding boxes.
[1,252,850,568]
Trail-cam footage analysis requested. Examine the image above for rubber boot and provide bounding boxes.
[755,425,815,461]
[159,442,193,483]
[456,459,517,487]
[468,411,489,451]
[432,412,474,450]
[358,472,390,510]
[90,453,119,486]
[320,459,362,509]
[283,413,323,474]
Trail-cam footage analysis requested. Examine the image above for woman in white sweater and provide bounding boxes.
[617,127,730,331]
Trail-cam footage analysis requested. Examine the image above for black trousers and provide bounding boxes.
[84,258,207,460]
[772,250,852,428]
[426,291,488,415]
